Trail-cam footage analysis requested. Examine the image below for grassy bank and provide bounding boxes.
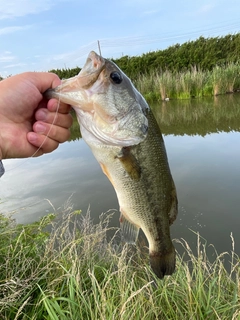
[135,62,240,101]
[0,209,239,320]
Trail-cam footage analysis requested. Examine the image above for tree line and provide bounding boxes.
[1,33,239,81]
[49,33,240,80]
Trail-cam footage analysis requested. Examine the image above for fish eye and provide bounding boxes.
[110,71,123,84]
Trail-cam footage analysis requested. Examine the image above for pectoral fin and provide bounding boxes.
[120,212,140,244]
[117,147,141,180]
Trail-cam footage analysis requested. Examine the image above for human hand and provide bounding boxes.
[0,72,73,159]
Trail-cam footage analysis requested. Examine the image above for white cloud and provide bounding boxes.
[0,0,53,19]
[0,0,77,20]
[0,25,32,35]
[4,63,27,69]
[198,4,215,14]
[142,10,159,16]
[0,52,16,63]
[122,0,161,6]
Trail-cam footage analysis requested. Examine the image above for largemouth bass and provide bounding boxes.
[45,51,178,279]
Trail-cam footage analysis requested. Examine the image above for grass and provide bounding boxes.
[0,206,239,319]
[134,62,240,101]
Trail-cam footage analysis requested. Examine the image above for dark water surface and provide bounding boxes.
[1,93,240,256]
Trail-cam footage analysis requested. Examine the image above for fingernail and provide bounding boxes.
[35,123,46,134]
[36,109,47,120]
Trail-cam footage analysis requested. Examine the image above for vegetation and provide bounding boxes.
[1,33,240,100]
[112,33,240,78]
[48,67,81,80]
[0,208,239,319]
[50,33,240,80]
[48,33,240,101]
[134,62,240,101]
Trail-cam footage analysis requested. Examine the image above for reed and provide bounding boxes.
[158,71,176,100]
[224,62,240,93]
[177,71,193,99]
[135,63,240,101]
[134,72,161,102]
[0,207,239,319]
[190,65,206,98]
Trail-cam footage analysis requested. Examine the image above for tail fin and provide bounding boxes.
[149,247,176,279]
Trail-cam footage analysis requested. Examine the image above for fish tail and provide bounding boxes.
[149,246,176,279]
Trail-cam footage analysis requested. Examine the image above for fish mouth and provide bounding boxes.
[44,51,149,146]
[78,51,106,89]
[45,51,105,105]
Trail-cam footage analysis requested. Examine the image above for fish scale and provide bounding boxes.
[45,51,178,279]
[89,108,177,278]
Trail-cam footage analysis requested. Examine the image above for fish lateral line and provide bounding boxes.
[44,51,178,279]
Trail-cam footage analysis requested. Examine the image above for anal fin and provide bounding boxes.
[120,212,139,244]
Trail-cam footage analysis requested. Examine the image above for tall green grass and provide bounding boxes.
[135,62,240,101]
[0,208,239,319]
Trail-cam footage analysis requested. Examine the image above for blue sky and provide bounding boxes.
[1,0,240,77]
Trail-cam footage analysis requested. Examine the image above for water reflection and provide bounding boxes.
[1,93,240,256]
[153,93,240,136]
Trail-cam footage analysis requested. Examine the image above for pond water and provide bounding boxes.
[1,93,240,257]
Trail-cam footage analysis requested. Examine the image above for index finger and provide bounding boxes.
[22,71,62,93]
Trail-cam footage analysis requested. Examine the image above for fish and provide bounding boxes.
[45,51,178,279]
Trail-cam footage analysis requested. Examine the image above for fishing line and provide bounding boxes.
[30,90,62,158]
[68,19,240,64]
[6,68,100,173]
[6,82,63,173]
[97,40,102,57]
